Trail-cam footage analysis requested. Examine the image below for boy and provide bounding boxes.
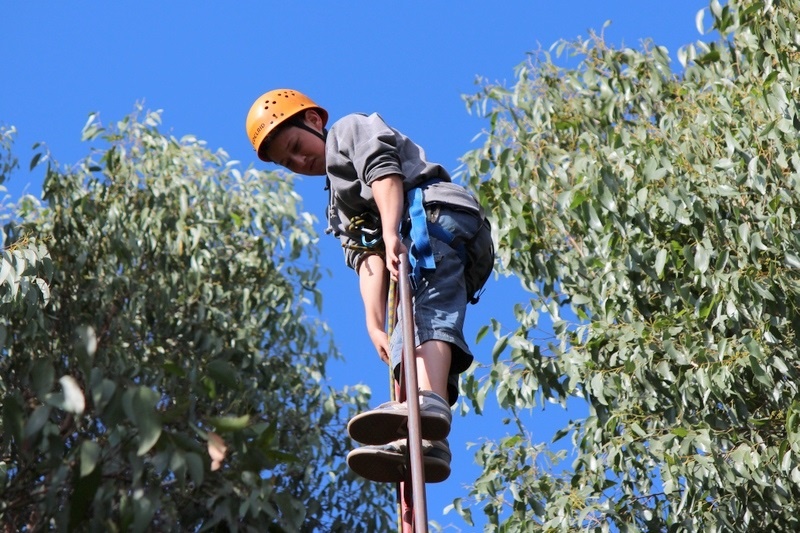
[245,89,493,483]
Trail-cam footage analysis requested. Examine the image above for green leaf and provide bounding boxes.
[695,7,706,34]
[743,335,762,358]
[552,426,570,442]
[29,152,43,171]
[571,294,591,305]
[2,394,24,443]
[31,358,55,399]
[131,492,156,533]
[749,355,773,388]
[591,373,607,405]
[136,413,161,456]
[80,440,101,477]
[163,360,186,377]
[695,50,720,65]
[24,405,51,440]
[0,257,12,287]
[476,324,489,344]
[185,452,204,486]
[69,463,102,530]
[785,253,800,269]
[694,243,710,274]
[655,248,668,277]
[209,414,251,432]
[127,387,162,456]
[491,334,509,362]
[206,359,240,389]
[92,377,117,413]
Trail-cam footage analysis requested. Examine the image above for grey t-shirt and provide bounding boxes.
[324,112,482,270]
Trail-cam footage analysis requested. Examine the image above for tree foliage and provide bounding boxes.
[0,125,51,323]
[459,0,800,530]
[0,110,393,532]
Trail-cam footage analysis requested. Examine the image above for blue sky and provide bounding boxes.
[2,1,708,529]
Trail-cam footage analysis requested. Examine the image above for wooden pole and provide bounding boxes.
[389,279,413,532]
[398,253,428,532]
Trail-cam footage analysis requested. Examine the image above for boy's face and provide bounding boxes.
[265,110,327,176]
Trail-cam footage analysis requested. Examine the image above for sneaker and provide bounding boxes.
[347,391,452,445]
[347,438,451,483]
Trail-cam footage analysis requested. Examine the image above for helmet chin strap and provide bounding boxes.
[290,119,327,143]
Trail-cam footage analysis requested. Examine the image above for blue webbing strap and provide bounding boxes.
[407,187,435,283]
[406,186,458,285]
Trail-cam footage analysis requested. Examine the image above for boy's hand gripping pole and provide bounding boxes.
[397,252,428,532]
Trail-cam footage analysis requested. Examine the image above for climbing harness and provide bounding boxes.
[405,185,462,285]
[346,211,384,250]
[403,180,494,304]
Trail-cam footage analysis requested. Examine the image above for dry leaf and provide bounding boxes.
[207,431,227,471]
[60,375,85,414]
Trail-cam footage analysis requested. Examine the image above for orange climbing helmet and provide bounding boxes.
[246,89,328,161]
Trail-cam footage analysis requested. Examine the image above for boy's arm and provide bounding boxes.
[371,174,407,280]
[358,253,390,364]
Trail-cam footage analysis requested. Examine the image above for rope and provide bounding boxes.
[387,277,401,532]
[388,278,397,401]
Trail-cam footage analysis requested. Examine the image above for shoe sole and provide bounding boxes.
[347,447,451,483]
[347,409,450,445]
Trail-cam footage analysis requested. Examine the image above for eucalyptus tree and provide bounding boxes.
[0,111,392,532]
[458,0,800,530]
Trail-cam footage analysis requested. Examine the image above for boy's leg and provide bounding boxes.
[415,340,451,401]
[347,340,453,445]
